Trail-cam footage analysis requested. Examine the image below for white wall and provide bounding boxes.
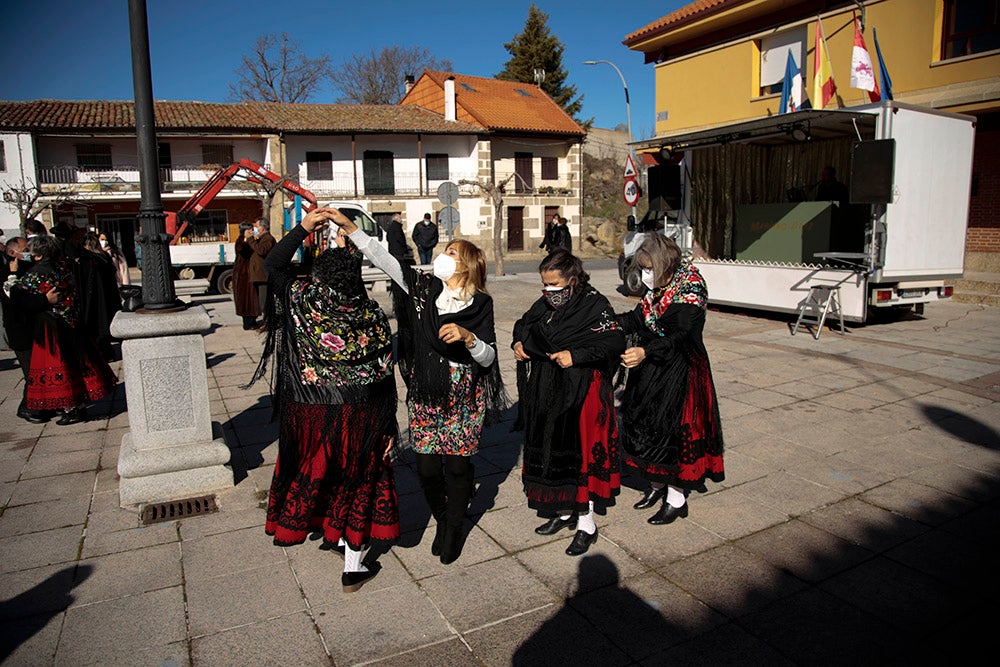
[0,133,38,237]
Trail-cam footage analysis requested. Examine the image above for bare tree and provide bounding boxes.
[331,46,453,104]
[460,175,515,276]
[2,180,76,233]
[228,33,332,103]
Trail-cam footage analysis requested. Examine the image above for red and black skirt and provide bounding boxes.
[26,322,117,411]
[265,400,399,550]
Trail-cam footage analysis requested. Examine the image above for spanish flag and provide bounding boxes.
[812,17,837,109]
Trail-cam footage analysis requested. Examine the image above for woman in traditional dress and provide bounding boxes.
[12,235,117,425]
[249,208,398,593]
[329,212,506,566]
[512,249,625,556]
[232,222,261,330]
[616,234,724,524]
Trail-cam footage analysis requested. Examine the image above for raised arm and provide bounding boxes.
[329,212,410,294]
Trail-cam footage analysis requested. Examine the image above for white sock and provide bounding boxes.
[344,545,368,573]
[577,502,597,535]
[666,485,686,508]
[559,512,574,521]
[338,537,346,547]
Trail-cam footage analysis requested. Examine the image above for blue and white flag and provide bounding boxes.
[874,27,893,101]
[779,51,803,114]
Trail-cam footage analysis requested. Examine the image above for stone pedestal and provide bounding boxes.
[110,305,232,507]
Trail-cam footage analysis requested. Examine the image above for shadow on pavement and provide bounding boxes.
[0,565,93,661]
[921,404,1000,449]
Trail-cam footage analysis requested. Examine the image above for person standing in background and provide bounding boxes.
[233,222,260,330]
[550,216,572,252]
[386,213,411,264]
[412,213,440,265]
[247,217,275,331]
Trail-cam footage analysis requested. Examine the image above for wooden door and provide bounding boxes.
[507,207,524,251]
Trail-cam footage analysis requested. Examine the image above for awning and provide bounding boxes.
[633,108,879,154]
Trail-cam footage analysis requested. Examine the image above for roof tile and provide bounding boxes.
[623,0,743,45]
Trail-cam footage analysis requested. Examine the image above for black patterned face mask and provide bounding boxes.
[542,285,572,309]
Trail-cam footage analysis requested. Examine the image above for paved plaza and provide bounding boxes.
[1,267,999,665]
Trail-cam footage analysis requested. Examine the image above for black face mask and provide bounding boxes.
[542,285,573,309]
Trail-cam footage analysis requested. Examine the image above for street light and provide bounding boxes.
[584,60,637,221]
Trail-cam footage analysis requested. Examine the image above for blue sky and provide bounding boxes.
[0,0,687,138]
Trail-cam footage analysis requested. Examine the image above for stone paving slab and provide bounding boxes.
[0,274,998,664]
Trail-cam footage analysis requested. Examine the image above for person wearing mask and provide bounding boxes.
[23,219,47,239]
[330,211,507,566]
[98,232,130,287]
[246,217,276,331]
[616,234,724,524]
[550,217,572,252]
[11,235,117,425]
[512,249,625,556]
[539,213,559,253]
[411,213,440,265]
[248,208,400,593]
[78,232,122,359]
[1,237,50,422]
[232,222,261,330]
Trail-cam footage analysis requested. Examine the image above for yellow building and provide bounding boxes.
[625,0,1000,271]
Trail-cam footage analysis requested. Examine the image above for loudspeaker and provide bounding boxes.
[850,139,895,204]
[647,164,681,211]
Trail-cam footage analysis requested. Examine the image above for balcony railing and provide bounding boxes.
[494,172,575,196]
[37,165,261,191]
[302,171,481,197]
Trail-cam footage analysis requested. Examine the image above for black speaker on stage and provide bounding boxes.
[647,164,682,211]
[850,139,895,204]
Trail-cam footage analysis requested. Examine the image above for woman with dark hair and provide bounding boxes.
[233,221,261,330]
[513,249,625,556]
[330,212,506,566]
[98,232,130,287]
[11,235,117,425]
[616,234,724,524]
[248,208,399,593]
[78,232,122,358]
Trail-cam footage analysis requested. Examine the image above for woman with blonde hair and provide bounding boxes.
[331,213,506,565]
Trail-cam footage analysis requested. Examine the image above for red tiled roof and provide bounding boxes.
[623,0,745,46]
[0,100,483,134]
[401,71,585,136]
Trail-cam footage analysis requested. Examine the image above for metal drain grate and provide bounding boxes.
[141,495,218,525]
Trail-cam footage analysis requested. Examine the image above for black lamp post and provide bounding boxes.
[128,0,181,311]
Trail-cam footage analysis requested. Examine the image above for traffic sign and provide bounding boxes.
[438,205,460,237]
[623,154,638,180]
[437,181,459,205]
[623,178,640,206]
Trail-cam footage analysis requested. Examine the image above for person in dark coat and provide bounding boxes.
[539,213,559,253]
[411,213,439,265]
[385,213,412,264]
[550,217,573,252]
[616,234,724,525]
[77,232,122,359]
[1,237,50,422]
[246,217,276,328]
[232,222,260,330]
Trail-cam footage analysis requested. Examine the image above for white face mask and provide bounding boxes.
[432,253,457,281]
[641,268,655,290]
[99,239,109,248]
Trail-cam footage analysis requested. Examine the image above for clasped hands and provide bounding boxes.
[513,342,573,368]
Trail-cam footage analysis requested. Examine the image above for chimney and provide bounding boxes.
[404,74,415,95]
[444,76,456,122]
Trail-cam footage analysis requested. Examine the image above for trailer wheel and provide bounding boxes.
[624,264,646,297]
[215,269,234,295]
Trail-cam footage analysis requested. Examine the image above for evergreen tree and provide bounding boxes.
[496,4,584,122]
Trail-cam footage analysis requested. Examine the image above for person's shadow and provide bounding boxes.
[513,555,672,665]
[0,565,94,660]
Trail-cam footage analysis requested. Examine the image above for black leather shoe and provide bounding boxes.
[648,501,688,525]
[565,529,598,556]
[535,514,577,535]
[56,407,87,426]
[17,408,49,424]
[342,561,381,593]
[633,486,666,510]
[430,521,447,557]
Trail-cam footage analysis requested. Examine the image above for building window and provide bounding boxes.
[306,151,333,180]
[758,26,806,96]
[201,144,233,167]
[426,153,449,180]
[0,141,5,172]
[363,150,395,195]
[76,143,112,171]
[541,156,558,180]
[943,0,1000,59]
[514,152,533,193]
